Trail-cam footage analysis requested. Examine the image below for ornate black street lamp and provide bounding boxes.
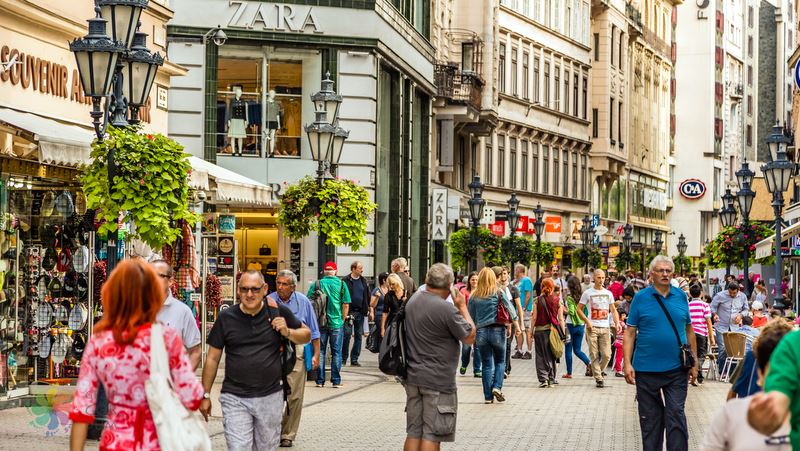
[653,230,663,255]
[719,188,738,277]
[304,73,348,276]
[580,215,595,274]
[761,121,795,311]
[506,193,520,271]
[736,161,756,296]
[467,176,486,272]
[677,233,687,275]
[533,203,545,278]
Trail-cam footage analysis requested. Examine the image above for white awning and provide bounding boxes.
[754,222,800,259]
[0,107,94,167]
[188,157,271,206]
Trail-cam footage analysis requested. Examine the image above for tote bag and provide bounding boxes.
[145,323,212,451]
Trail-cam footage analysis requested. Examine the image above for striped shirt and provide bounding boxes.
[688,298,711,337]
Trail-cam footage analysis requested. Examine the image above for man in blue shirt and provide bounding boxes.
[512,264,534,359]
[624,255,698,451]
[267,270,320,448]
[342,261,371,366]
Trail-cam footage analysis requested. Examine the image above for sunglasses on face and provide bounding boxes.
[239,285,264,294]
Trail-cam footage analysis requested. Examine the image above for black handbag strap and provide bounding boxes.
[653,294,684,347]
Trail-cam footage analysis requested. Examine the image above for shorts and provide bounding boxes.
[523,310,532,329]
[404,384,458,443]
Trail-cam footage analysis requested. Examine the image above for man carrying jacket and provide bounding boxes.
[342,261,371,366]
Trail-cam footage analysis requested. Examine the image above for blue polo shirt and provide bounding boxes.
[517,277,534,311]
[627,285,691,372]
[267,291,320,340]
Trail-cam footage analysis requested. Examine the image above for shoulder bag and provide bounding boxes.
[539,295,565,359]
[265,301,297,411]
[496,293,511,324]
[653,294,696,371]
[145,323,212,451]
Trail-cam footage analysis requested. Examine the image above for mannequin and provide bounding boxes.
[227,85,248,156]
[266,89,282,156]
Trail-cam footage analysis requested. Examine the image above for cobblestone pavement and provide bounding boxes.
[0,349,728,450]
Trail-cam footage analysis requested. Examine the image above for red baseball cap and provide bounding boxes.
[324,261,337,271]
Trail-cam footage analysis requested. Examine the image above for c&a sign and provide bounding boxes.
[679,179,706,199]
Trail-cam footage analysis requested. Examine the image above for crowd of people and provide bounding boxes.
[63,253,800,451]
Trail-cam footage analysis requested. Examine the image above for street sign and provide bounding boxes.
[431,189,448,241]
[594,225,609,236]
[592,214,600,227]
[631,242,643,250]
[481,207,495,225]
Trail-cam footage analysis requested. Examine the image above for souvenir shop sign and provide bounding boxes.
[216,237,235,276]
[227,1,324,33]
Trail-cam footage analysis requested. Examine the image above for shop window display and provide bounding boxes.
[216,57,302,158]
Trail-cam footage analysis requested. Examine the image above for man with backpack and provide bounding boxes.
[307,261,351,388]
[342,261,371,366]
[201,271,311,450]
[403,263,475,450]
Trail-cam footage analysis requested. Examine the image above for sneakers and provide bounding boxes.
[538,382,548,388]
[512,351,524,359]
[596,380,605,388]
[350,362,361,367]
[484,399,494,404]
[601,372,608,377]
[315,383,324,388]
[550,379,558,385]
[332,383,343,388]
[562,374,573,379]
[474,372,482,378]
[615,372,625,378]
[691,380,699,387]
[697,380,704,386]
[492,388,505,402]
[459,366,467,375]
[522,352,533,360]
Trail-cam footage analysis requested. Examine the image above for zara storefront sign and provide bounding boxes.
[432,189,448,241]
[227,1,323,33]
[679,179,706,199]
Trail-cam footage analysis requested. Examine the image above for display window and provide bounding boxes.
[216,54,303,158]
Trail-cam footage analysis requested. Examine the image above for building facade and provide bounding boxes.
[166,0,436,283]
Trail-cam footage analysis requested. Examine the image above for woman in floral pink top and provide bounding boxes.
[69,259,204,451]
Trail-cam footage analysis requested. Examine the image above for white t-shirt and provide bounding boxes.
[157,295,201,349]
[579,286,615,328]
[700,396,791,451]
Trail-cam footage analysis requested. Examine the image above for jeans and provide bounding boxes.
[695,335,708,383]
[341,312,364,364]
[635,369,689,451]
[476,326,506,401]
[460,343,481,373]
[317,326,343,385]
[219,391,283,451]
[564,323,591,375]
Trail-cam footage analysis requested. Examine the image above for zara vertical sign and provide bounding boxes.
[432,189,448,241]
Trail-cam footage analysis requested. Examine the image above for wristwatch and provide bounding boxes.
[203,392,211,400]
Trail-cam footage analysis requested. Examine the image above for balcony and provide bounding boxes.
[626,2,643,37]
[644,28,670,58]
[434,62,484,112]
[727,82,744,100]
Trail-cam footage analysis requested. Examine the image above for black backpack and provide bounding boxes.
[265,302,296,412]
[379,303,407,378]
[309,280,345,329]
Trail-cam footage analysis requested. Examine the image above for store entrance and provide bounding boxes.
[234,213,280,294]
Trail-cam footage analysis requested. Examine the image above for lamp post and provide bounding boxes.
[719,188,738,277]
[506,193,521,271]
[580,215,595,275]
[677,233,687,275]
[735,161,756,296]
[761,121,795,311]
[653,230,663,255]
[533,203,545,278]
[304,72,347,276]
[622,224,633,272]
[467,176,486,272]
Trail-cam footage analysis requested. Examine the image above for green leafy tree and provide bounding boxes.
[532,241,555,268]
[81,126,196,249]
[572,247,602,270]
[278,176,377,251]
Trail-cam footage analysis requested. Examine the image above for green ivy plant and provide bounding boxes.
[532,241,555,268]
[278,176,376,251]
[81,126,196,249]
[446,228,502,272]
[614,249,638,272]
[572,247,603,270]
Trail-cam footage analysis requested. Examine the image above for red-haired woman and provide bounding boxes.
[69,259,204,450]
[532,278,566,388]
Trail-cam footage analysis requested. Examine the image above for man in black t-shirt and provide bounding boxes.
[200,271,311,450]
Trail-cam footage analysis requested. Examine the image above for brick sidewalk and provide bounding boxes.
[0,350,728,450]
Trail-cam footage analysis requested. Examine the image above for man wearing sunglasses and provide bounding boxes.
[151,260,202,369]
[202,270,311,450]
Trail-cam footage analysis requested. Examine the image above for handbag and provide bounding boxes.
[145,323,212,451]
[539,295,565,359]
[652,294,696,371]
[259,244,271,256]
[496,294,511,324]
